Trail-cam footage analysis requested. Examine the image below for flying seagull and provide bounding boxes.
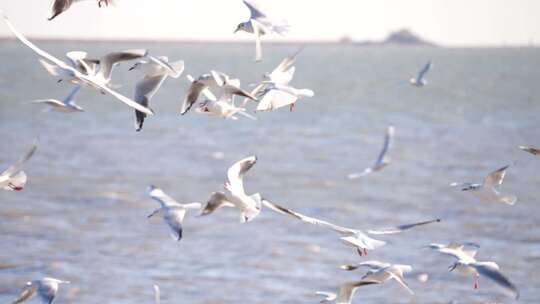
[146,185,202,241]
[1,13,154,115]
[129,56,184,131]
[201,156,262,223]
[12,277,70,304]
[519,145,540,157]
[234,0,289,61]
[180,71,257,115]
[256,82,314,112]
[31,86,84,113]
[316,281,377,304]
[450,165,517,205]
[0,140,37,192]
[263,200,440,256]
[409,61,432,87]
[49,0,113,21]
[348,126,395,179]
[426,242,519,299]
[340,260,414,295]
[188,75,256,121]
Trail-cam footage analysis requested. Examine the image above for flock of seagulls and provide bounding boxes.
[1,0,536,303]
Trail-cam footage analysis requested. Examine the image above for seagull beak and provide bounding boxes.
[128,65,136,71]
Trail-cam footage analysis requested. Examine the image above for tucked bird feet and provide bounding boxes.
[473,276,479,289]
[289,103,295,112]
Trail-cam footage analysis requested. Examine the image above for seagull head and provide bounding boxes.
[234,22,247,34]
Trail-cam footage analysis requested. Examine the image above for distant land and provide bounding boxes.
[341,29,437,46]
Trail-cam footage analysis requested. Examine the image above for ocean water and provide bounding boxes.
[0,41,539,303]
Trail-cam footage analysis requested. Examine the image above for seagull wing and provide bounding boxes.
[134,75,167,131]
[341,260,391,271]
[417,61,432,80]
[385,268,414,295]
[483,165,510,188]
[11,286,36,304]
[200,192,235,216]
[374,126,395,166]
[367,218,440,235]
[2,140,37,177]
[181,77,208,114]
[147,185,181,208]
[262,199,354,235]
[98,49,148,81]
[2,13,72,70]
[472,262,519,299]
[63,85,81,103]
[337,281,378,304]
[243,0,267,19]
[226,156,257,194]
[153,284,160,304]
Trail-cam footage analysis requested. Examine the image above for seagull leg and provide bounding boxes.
[289,103,295,112]
[473,274,479,289]
[8,183,22,191]
[357,248,363,256]
[363,248,368,256]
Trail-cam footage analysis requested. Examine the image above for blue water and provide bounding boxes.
[0,41,539,303]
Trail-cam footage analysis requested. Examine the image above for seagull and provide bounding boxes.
[180,71,257,115]
[426,242,519,299]
[146,185,202,241]
[348,126,395,179]
[48,0,113,21]
[450,165,517,205]
[0,140,37,192]
[256,83,314,112]
[12,277,70,304]
[201,156,262,223]
[409,61,432,87]
[186,75,256,121]
[234,0,290,61]
[31,86,84,113]
[519,145,540,157]
[263,200,440,256]
[316,281,377,304]
[129,56,184,131]
[340,260,414,295]
[1,13,154,115]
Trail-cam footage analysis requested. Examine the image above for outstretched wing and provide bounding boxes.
[483,165,510,188]
[472,262,519,300]
[226,156,257,194]
[243,0,267,19]
[374,126,395,166]
[2,140,37,177]
[417,61,432,80]
[367,218,440,235]
[11,286,36,304]
[262,199,354,235]
[147,185,181,208]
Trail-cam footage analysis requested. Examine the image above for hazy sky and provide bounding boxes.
[0,0,539,45]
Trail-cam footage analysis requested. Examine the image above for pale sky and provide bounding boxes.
[0,0,539,46]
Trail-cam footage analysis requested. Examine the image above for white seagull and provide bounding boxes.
[316,281,377,304]
[146,185,202,241]
[31,86,84,113]
[1,13,154,116]
[12,277,70,304]
[340,260,414,295]
[426,242,519,299]
[234,0,290,61]
[519,145,540,157]
[129,56,184,131]
[348,126,395,179]
[263,200,440,256]
[450,165,517,205]
[409,61,432,87]
[48,0,113,21]
[200,156,262,223]
[180,71,257,115]
[0,140,37,192]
